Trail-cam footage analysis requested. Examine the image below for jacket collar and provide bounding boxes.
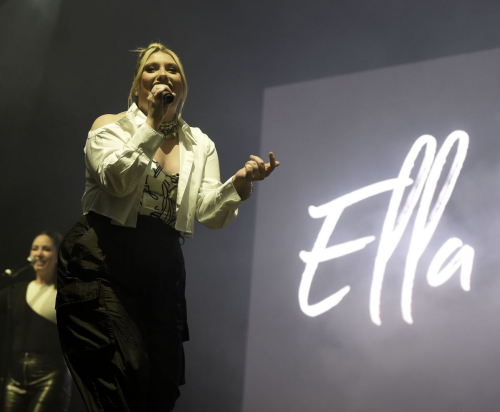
[129,103,198,145]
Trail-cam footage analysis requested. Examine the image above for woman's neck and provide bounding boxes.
[35,271,55,285]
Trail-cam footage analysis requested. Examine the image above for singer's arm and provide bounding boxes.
[85,120,165,198]
[195,138,243,229]
[195,140,280,228]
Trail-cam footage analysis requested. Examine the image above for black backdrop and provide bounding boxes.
[2,1,500,411]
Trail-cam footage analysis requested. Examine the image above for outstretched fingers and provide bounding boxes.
[267,152,280,175]
[238,152,280,183]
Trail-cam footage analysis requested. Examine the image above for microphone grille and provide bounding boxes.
[27,256,36,264]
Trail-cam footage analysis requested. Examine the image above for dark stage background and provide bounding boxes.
[2,1,500,411]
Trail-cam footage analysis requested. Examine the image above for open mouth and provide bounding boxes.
[153,83,173,91]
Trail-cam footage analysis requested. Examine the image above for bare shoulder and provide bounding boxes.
[91,112,127,131]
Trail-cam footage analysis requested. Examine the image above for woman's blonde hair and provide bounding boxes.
[128,42,188,116]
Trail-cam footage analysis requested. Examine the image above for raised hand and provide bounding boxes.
[232,152,280,199]
[236,152,280,181]
[146,84,176,128]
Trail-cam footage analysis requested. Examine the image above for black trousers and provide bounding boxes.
[3,352,71,412]
[56,213,188,412]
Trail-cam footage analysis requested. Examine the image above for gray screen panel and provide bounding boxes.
[244,48,500,412]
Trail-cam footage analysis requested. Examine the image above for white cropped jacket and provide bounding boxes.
[82,104,245,237]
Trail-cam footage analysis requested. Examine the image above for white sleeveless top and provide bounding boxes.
[26,281,57,324]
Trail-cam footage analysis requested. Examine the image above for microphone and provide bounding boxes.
[161,92,174,104]
[2,256,36,277]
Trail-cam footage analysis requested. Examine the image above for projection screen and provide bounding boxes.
[243,47,500,412]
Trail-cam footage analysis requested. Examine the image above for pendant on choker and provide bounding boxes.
[159,117,178,139]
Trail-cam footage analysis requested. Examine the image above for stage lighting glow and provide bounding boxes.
[299,131,474,325]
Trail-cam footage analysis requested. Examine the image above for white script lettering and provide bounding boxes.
[299,131,475,325]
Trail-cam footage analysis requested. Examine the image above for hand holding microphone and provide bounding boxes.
[146,84,177,130]
[152,84,174,104]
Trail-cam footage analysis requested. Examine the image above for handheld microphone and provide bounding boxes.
[3,256,36,277]
[161,92,174,104]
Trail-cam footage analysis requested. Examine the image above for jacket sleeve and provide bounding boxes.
[195,139,249,229]
[84,123,165,198]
